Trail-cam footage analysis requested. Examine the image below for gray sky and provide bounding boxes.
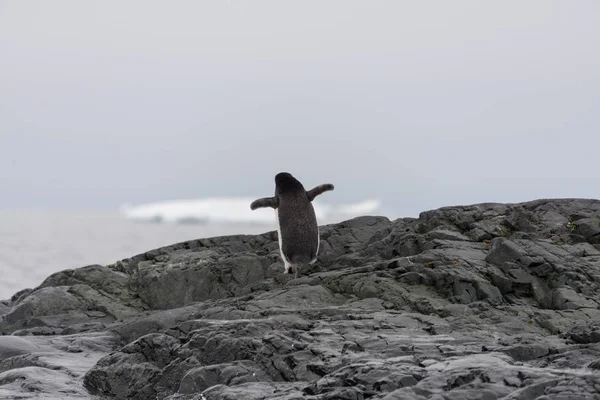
[1,0,599,217]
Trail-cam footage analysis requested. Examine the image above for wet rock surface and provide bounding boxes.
[1,198,600,399]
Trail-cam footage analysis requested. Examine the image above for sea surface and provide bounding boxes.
[0,209,275,300]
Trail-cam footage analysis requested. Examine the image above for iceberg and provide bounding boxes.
[119,197,381,225]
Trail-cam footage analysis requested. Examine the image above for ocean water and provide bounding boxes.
[0,210,275,300]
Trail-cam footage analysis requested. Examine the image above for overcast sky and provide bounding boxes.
[0,0,598,217]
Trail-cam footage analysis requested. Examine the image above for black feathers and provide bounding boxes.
[250,197,278,210]
[307,184,335,202]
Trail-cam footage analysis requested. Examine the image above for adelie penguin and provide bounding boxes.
[250,172,334,278]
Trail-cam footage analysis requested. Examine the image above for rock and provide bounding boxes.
[566,323,600,344]
[0,265,142,334]
[426,229,470,241]
[0,336,43,361]
[504,209,538,233]
[0,331,118,399]
[502,343,550,361]
[0,302,10,316]
[0,367,89,398]
[83,333,181,399]
[550,287,598,310]
[177,361,271,394]
[1,198,600,399]
[485,238,531,267]
[588,358,600,370]
[189,382,302,400]
[573,217,600,244]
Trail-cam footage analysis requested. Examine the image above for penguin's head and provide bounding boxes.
[275,172,303,194]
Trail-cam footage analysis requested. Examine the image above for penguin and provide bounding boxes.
[250,172,334,278]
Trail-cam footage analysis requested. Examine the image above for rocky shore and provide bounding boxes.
[1,198,600,399]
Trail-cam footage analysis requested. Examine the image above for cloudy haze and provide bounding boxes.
[1,0,598,217]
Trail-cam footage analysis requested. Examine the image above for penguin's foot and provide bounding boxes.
[283,265,299,278]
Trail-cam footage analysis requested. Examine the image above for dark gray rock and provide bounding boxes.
[485,238,531,267]
[504,209,538,233]
[177,361,271,394]
[0,302,10,317]
[549,287,598,310]
[0,336,43,361]
[84,333,181,399]
[0,331,119,399]
[588,358,600,370]
[0,265,143,334]
[1,198,600,399]
[567,323,600,344]
[573,217,600,244]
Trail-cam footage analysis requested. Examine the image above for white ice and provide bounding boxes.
[119,197,382,225]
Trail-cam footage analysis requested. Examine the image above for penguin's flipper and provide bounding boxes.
[250,196,279,210]
[307,184,334,201]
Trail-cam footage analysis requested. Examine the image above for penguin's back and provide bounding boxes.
[277,193,319,264]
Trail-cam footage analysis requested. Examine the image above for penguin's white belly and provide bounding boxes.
[275,209,292,266]
[311,228,319,264]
